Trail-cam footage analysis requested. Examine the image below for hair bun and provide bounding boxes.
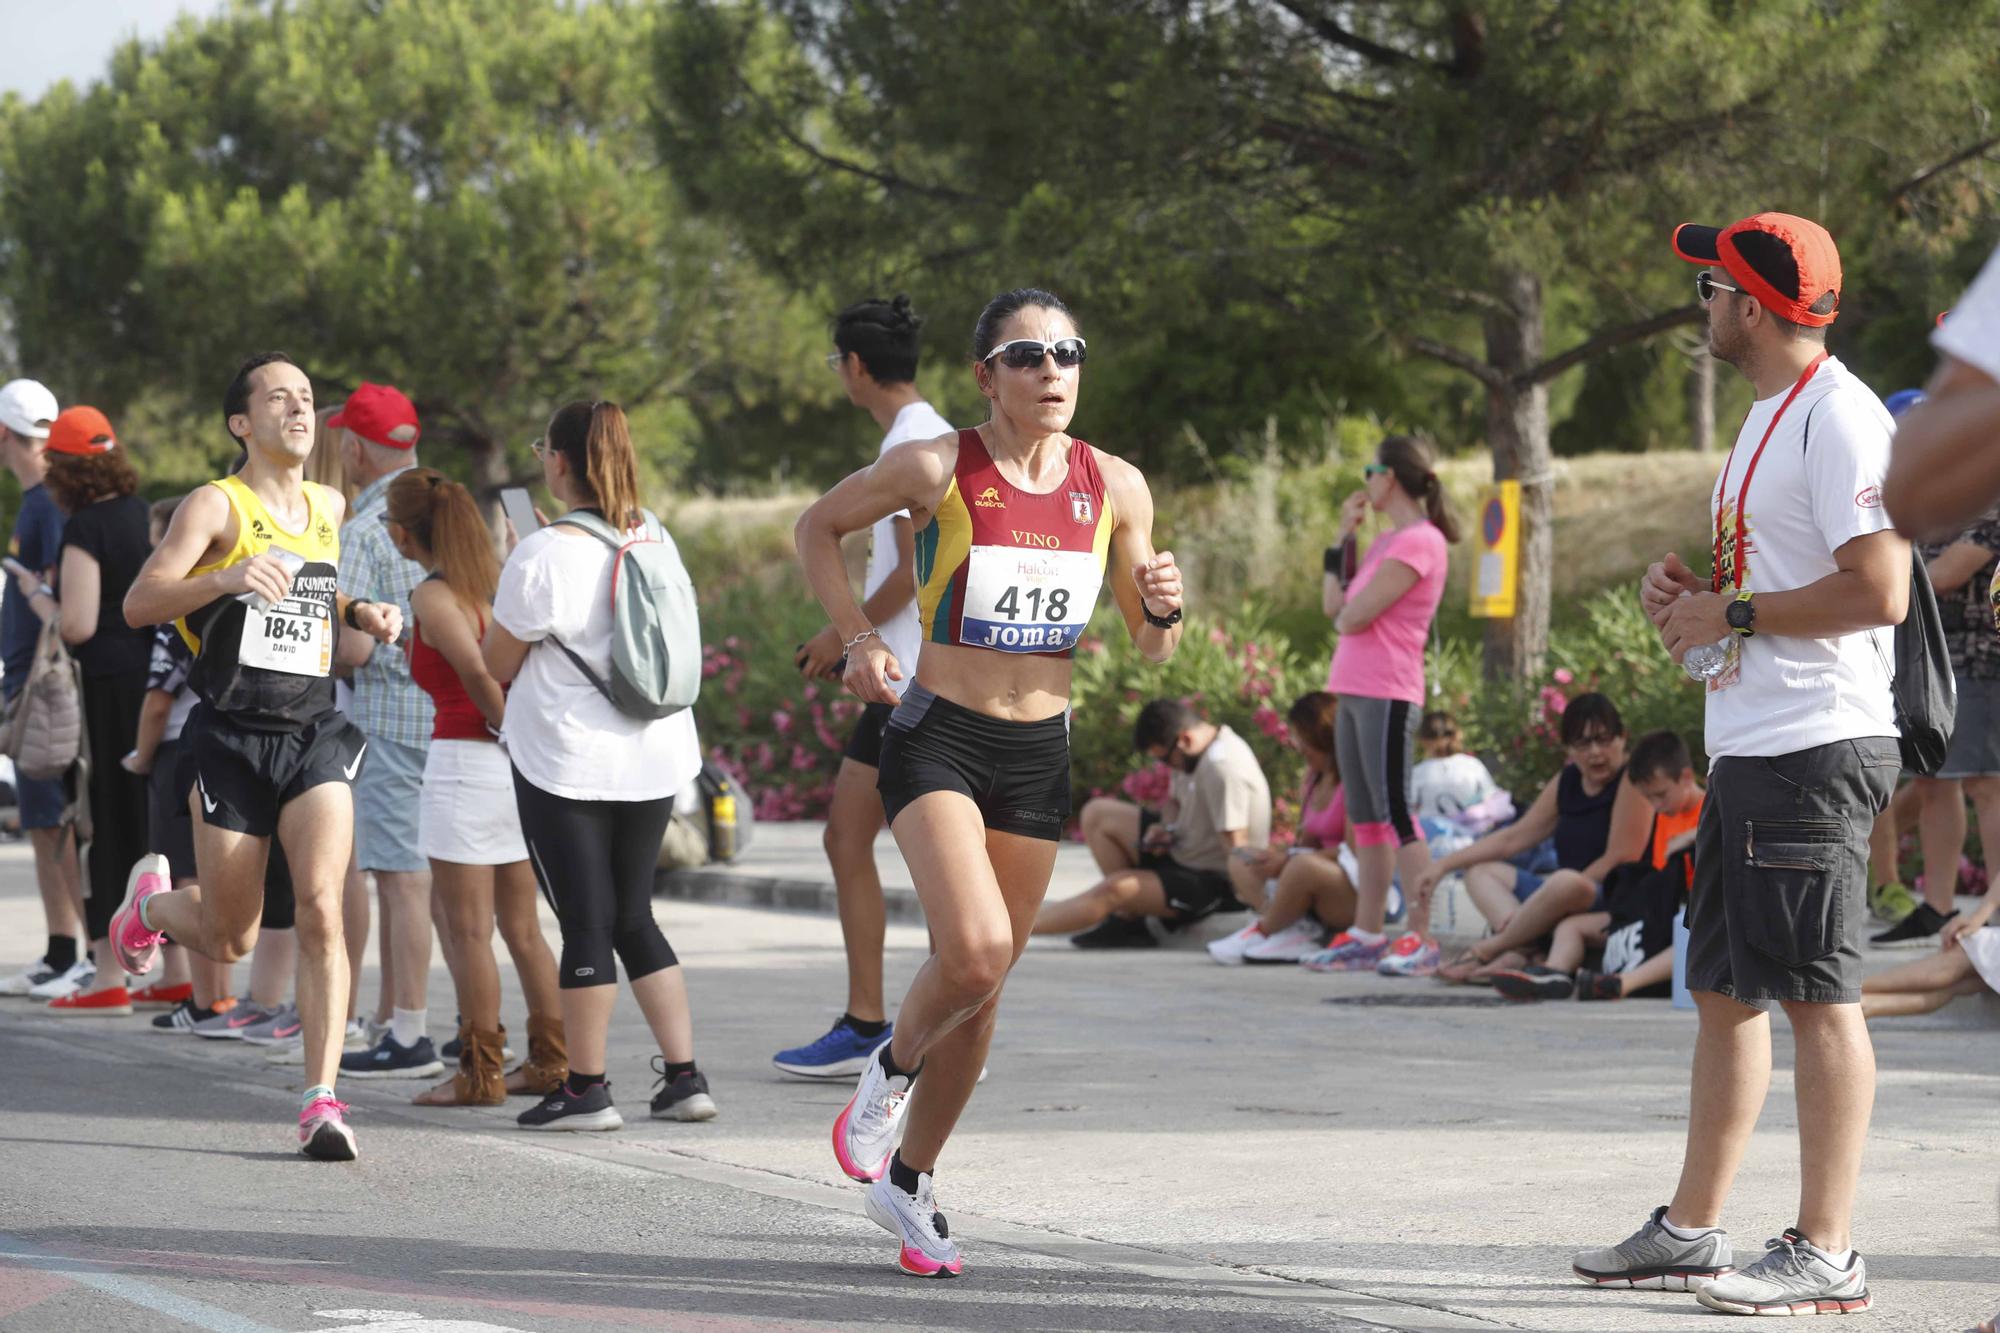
[890,293,922,332]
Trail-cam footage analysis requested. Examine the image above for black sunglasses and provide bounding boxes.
[983,337,1087,371]
[1696,272,1741,303]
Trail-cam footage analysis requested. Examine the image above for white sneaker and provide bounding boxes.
[28,959,95,1001]
[1243,918,1329,964]
[0,957,60,996]
[832,1041,911,1183]
[1206,922,1266,966]
[343,1018,371,1052]
[865,1170,963,1278]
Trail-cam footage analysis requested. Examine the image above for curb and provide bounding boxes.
[655,865,929,923]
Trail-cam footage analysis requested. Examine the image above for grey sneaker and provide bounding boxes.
[1695,1229,1870,1316]
[1573,1205,1735,1290]
[236,1003,300,1046]
[193,998,274,1040]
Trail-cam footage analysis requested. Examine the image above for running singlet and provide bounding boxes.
[913,429,1113,657]
[176,475,341,730]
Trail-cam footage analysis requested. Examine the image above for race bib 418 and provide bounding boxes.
[960,545,1102,653]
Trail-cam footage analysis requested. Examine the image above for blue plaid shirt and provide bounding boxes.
[338,469,434,748]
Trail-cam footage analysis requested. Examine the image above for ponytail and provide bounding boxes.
[1377,433,1461,543]
[547,399,643,530]
[385,468,500,614]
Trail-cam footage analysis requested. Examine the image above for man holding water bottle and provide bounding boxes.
[1573,214,1906,1317]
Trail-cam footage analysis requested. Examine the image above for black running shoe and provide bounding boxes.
[650,1058,719,1122]
[1869,903,1956,950]
[1575,968,1624,1001]
[1491,965,1576,1001]
[1070,916,1157,949]
[340,1033,445,1079]
[518,1081,624,1132]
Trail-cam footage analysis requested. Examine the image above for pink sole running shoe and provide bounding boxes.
[110,853,171,978]
[1377,934,1441,977]
[1299,932,1390,973]
[299,1095,357,1161]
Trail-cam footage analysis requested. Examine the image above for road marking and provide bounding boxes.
[0,1233,282,1333]
[310,1310,531,1331]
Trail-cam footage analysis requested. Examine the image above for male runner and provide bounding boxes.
[112,352,402,1161]
[774,295,950,1078]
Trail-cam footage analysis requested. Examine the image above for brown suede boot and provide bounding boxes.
[505,1013,566,1096]
[413,1026,506,1107]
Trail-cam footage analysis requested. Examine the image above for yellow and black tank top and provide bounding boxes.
[914,429,1114,657]
[177,476,342,730]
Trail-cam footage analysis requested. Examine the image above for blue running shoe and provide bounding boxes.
[340,1032,444,1080]
[774,1016,891,1080]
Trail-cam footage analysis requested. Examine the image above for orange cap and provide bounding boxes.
[1672,212,1841,327]
[45,406,117,456]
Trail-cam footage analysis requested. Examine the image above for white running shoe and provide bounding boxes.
[1206,922,1266,966]
[864,1170,963,1278]
[832,1041,912,1183]
[28,959,94,1001]
[0,957,60,996]
[1243,918,1329,964]
[343,1017,371,1052]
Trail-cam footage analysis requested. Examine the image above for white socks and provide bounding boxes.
[390,1006,427,1047]
[1348,927,1386,945]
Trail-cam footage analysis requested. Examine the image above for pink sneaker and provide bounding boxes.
[109,854,171,977]
[299,1095,358,1161]
[1377,934,1441,977]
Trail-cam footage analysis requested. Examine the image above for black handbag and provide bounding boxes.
[1879,552,1955,775]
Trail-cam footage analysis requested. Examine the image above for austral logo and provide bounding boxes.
[974,486,1006,509]
[250,518,270,539]
[316,519,334,543]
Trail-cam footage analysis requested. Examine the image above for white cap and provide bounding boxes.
[0,379,58,439]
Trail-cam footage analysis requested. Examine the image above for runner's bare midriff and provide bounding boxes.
[912,639,1072,723]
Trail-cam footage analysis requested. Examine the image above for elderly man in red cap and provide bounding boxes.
[327,382,446,1082]
[1573,214,1907,1318]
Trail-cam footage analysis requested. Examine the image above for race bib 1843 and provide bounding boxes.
[960,544,1104,653]
[238,599,333,677]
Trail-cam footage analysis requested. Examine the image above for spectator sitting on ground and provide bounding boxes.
[1208,692,1355,965]
[1489,730,1705,1001]
[1033,698,1272,950]
[1409,693,1653,983]
[1411,710,1502,826]
[1860,869,2000,1019]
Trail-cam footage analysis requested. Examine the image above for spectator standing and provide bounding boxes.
[332,383,443,1082]
[1032,699,1271,947]
[1314,434,1460,977]
[14,408,153,1014]
[0,378,86,1000]
[1884,238,2000,540]
[483,400,716,1130]
[1585,212,1902,1317]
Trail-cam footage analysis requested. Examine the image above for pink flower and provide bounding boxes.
[771,709,794,736]
[1207,626,1231,645]
[1553,668,1573,684]
[789,744,817,772]
[1120,763,1174,806]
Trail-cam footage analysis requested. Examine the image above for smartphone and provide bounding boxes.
[0,557,28,581]
[500,488,540,536]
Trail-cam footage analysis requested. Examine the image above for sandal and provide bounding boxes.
[1464,948,1528,985]
[1438,946,1492,984]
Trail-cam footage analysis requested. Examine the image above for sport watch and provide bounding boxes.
[1726,589,1756,637]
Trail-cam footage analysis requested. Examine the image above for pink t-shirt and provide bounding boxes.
[1298,775,1347,849]
[1326,521,1449,706]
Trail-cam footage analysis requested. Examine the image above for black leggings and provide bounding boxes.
[81,672,150,941]
[512,766,678,989]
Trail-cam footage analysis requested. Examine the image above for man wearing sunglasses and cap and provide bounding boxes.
[1579,214,1905,1317]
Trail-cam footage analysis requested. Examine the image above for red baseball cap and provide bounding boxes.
[45,406,117,457]
[1671,212,1842,327]
[328,382,420,449]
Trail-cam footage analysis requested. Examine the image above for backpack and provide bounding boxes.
[1600,849,1691,999]
[547,509,702,720]
[1,618,83,781]
[1876,552,1954,775]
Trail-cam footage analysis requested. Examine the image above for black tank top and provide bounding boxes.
[1553,762,1624,871]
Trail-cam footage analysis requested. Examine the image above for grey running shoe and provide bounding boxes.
[1572,1205,1734,1290]
[193,998,274,1040]
[1695,1229,1869,1316]
[237,1003,300,1046]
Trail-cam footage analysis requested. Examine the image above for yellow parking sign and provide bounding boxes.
[1469,481,1519,619]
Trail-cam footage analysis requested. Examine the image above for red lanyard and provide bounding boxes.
[1711,352,1828,591]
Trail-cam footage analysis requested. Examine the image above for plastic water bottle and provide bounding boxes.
[1676,590,1732,682]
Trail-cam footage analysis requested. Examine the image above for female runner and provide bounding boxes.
[795,287,1184,1277]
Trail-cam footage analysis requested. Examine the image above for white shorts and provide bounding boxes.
[418,739,528,865]
[1960,927,2000,994]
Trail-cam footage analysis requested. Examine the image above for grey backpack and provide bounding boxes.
[2,618,83,780]
[549,509,702,719]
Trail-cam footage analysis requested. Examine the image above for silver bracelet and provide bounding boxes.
[843,627,881,652]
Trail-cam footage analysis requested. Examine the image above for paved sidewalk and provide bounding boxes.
[2,837,1997,1330]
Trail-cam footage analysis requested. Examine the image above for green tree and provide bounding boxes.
[0,0,828,503]
[657,0,2000,676]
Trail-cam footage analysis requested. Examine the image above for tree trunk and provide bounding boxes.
[1480,267,1553,681]
[1690,347,1716,453]
[462,429,512,540]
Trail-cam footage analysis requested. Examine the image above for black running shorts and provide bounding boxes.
[877,683,1070,841]
[842,700,897,769]
[184,703,370,838]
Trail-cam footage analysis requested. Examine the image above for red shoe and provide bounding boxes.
[129,981,193,1009]
[48,987,134,1016]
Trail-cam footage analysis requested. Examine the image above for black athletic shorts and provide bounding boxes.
[161,734,295,922]
[877,683,1070,841]
[1138,809,1244,924]
[842,701,897,769]
[184,703,369,839]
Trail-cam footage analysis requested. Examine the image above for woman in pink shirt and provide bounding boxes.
[1306,435,1458,977]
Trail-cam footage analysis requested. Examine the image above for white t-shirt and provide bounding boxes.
[1934,243,2000,383]
[1411,752,1498,821]
[1704,355,1898,759]
[867,399,953,696]
[493,519,703,802]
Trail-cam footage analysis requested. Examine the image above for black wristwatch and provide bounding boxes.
[1143,604,1183,630]
[343,599,368,630]
[1726,590,1756,638]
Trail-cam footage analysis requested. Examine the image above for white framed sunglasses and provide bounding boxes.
[983,337,1087,370]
